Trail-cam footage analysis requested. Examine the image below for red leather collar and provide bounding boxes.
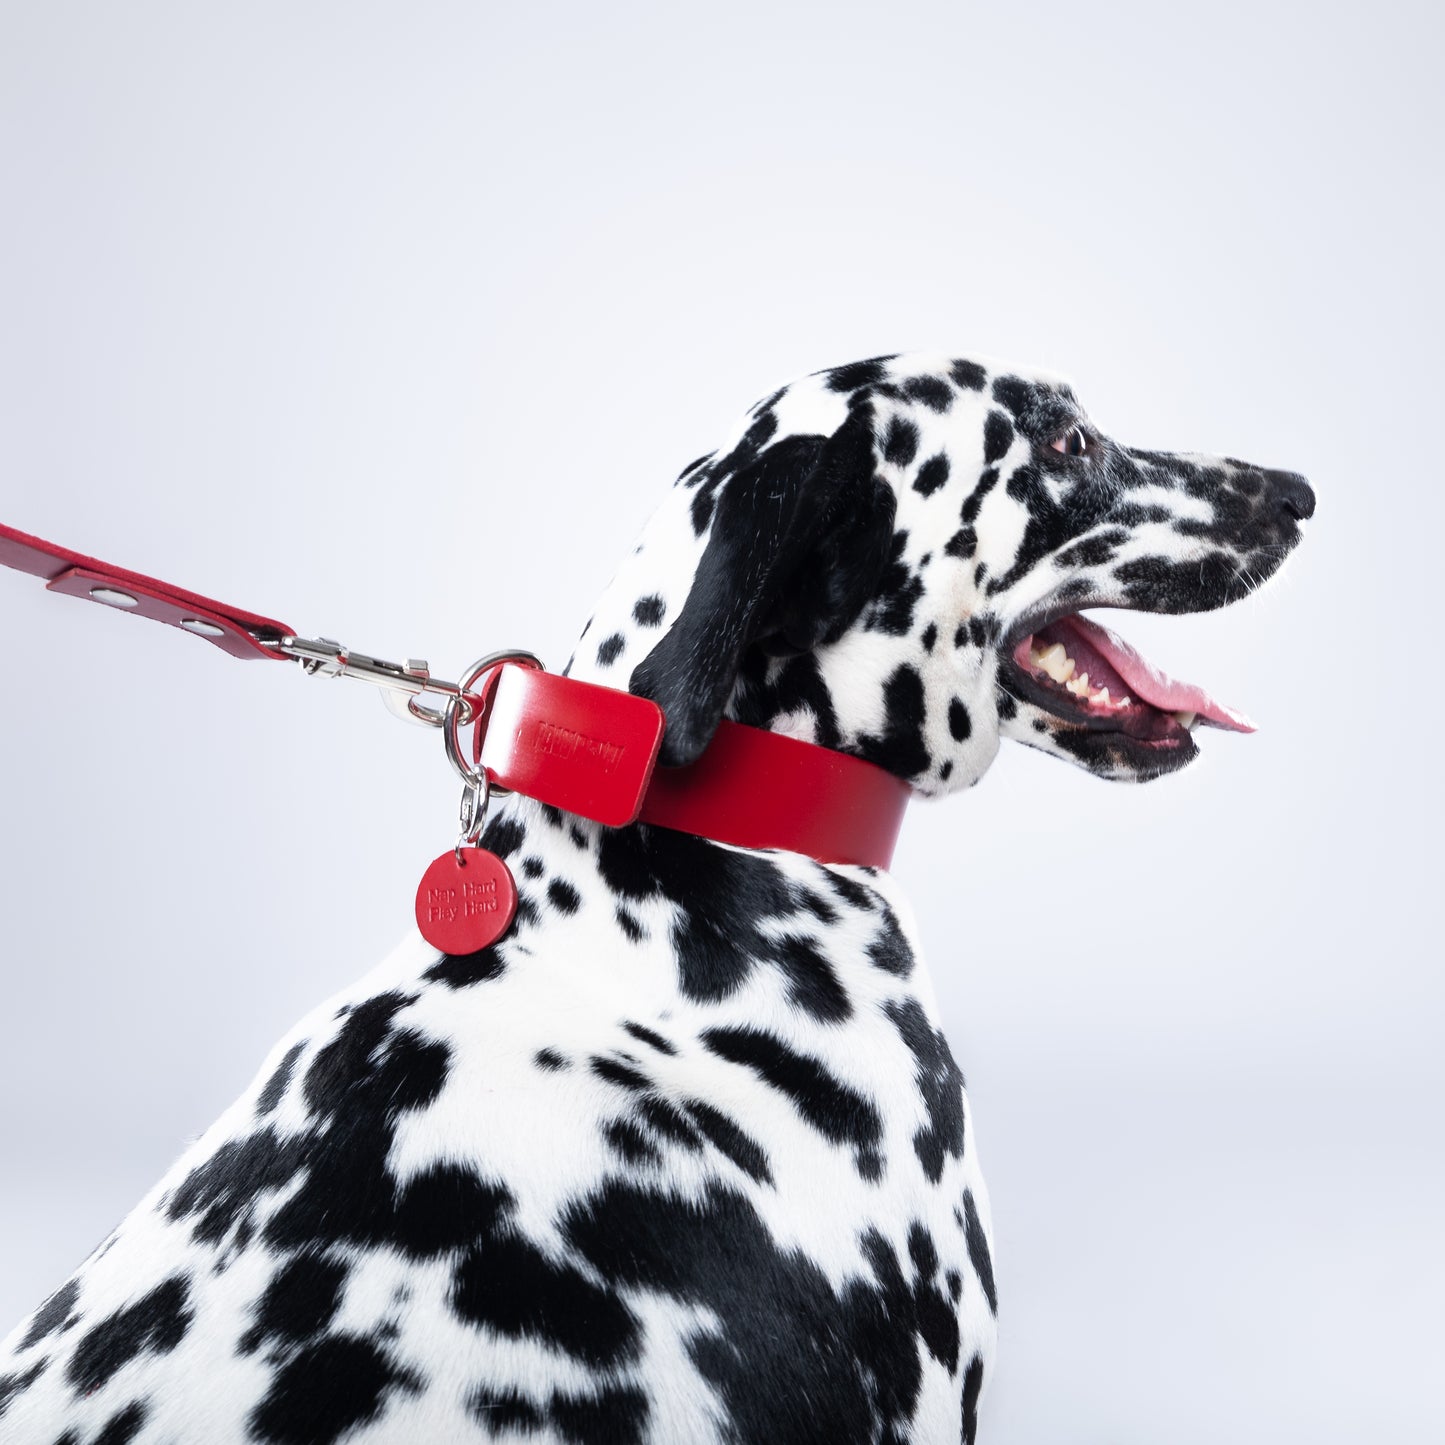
[0,521,910,869]
[469,662,909,869]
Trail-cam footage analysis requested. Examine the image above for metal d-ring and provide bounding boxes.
[442,650,544,791]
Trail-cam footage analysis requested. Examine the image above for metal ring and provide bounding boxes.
[442,650,544,789]
[455,772,493,861]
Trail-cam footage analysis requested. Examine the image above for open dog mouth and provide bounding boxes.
[1004,611,1254,756]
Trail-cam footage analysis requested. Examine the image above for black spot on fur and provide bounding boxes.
[67,1277,192,1395]
[451,1233,641,1369]
[826,357,892,391]
[240,1253,348,1354]
[883,416,920,468]
[961,467,999,523]
[939,760,954,780]
[596,633,625,666]
[0,1361,45,1417]
[547,879,581,915]
[550,1385,650,1441]
[950,359,987,390]
[535,1048,567,1072]
[690,488,715,535]
[638,1095,701,1148]
[480,813,526,860]
[913,453,951,497]
[826,872,879,913]
[18,1278,79,1350]
[887,999,966,1183]
[632,594,666,626]
[867,906,915,977]
[1056,528,1128,568]
[256,1043,305,1116]
[95,1402,148,1445]
[470,1388,543,1431]
[962,1354,985,1444]
[566,1184,931,1445]
[605,1117,662,1165]
[521,856,545,880]
[796,888,840,925]
[685,1101,773,1184]
[1114,551,1245,612]
[623,1022,677,1055]
[171,993,511,1263]
[963,1190,998,1314]
[948,698,972,742]
[598,827,808,1006]
[983,410,1014,464]
[591,1056,652,1092]
[701,1026,882,1175]
[166,1129,309,1247]
[514,888,541,929]
[249,1334,418,1444]
[920,621,937,652]
[944,526,976,559]
[615,906,646,942]
[902,375,953,412]
[774,933,852,1022]
[856,665,930,779]
[908,1222,961,1372]
[424,944,505,990]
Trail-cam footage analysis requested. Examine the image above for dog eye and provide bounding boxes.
[1049,425,1090,457]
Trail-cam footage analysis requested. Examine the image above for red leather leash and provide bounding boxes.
[0,521,293,661]
[1,519,909,944]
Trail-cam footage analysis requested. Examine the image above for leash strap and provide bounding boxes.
[1,521,909,868]
[0,521,292,661]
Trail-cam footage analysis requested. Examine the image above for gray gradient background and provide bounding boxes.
[1,3,1440,1441]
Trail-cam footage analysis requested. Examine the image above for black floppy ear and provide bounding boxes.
[630,405,895,767]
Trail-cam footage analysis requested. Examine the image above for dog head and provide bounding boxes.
[570,354,1312,793]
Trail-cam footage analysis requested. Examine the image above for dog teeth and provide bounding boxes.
[1173,710,1198,730]
[1032,642,1076,683]
[1033,648,1132,709]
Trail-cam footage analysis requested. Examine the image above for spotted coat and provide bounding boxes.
[0,354,1311,1444]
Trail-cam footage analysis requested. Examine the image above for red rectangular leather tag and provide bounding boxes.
[478,667,665,827]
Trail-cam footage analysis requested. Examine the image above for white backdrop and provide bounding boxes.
[1,3,1440,1441]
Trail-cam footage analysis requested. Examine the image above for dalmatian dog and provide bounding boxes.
[0,353,1312,1444]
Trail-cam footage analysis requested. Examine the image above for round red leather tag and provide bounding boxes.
[415,848,517,954]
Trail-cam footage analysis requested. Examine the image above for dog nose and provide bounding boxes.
[1266,469,1315,522]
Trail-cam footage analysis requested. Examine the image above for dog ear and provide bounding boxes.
[630,405,895,766]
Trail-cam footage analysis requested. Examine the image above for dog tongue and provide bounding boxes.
[1054,614,1256,733]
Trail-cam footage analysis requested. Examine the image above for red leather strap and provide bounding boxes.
[0,522,293,661]
[472,664,908,868]
[638,719,909,868]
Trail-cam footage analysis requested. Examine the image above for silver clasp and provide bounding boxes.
[266,635,468,727]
